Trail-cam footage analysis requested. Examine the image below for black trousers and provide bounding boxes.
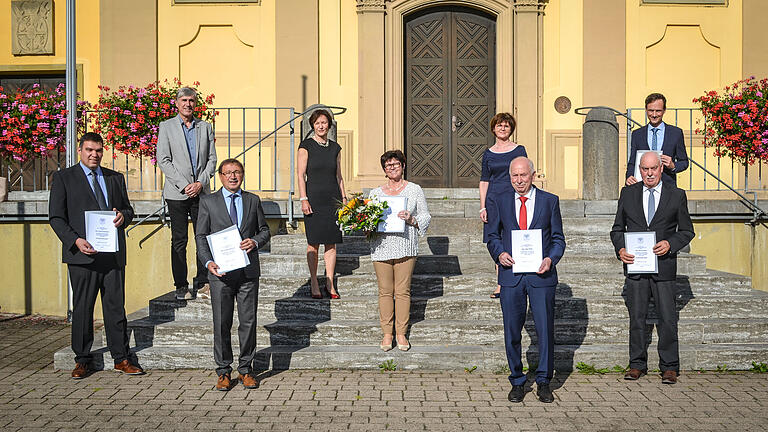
[624,277,679,373]
[210,271,259,376]
[68,255,130,365]
[166,197,207,289]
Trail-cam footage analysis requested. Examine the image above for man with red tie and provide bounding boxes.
[486,156,566,403]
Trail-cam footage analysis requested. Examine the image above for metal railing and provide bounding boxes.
[575,106,767,223]
[626,108,767,195]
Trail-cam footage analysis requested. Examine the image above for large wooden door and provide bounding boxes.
[405,8,496,188]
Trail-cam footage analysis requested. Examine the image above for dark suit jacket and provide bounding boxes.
[49,164,134,267]
[486,187,566,287]
[626,123,689,185]
[196,189,271,280]
[610,181,695,281]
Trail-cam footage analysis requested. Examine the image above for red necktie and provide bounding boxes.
[519,196,528,230]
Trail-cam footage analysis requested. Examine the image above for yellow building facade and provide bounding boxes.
[2,0,767,317]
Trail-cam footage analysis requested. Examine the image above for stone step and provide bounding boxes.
[53,342,768,372]
[150,293,768,323]
[124,317,768,348]
[181,272,751,300]
[268,233,618,256]
[258,253,707,277]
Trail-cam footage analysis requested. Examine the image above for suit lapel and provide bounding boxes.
[528,187,543,229]
[638,125,649,150]
[241,192,252,231]
[194,120,203,178]
[172,116,193,173]
[649,183,671,227]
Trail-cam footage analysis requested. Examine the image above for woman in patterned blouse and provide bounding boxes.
[368,150,431,352]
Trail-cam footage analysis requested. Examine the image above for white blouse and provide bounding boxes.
[368,182,431,261]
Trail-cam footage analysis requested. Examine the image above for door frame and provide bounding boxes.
[386,0,514,161]
[403,7,496,187]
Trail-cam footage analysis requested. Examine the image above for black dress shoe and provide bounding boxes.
[175,286,188,300]
[508,385,525,403]
[536,383,554,403]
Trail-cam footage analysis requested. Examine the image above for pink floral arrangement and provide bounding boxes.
[90,78,217,163]
[0,83,87,162]
[693,76,768,165]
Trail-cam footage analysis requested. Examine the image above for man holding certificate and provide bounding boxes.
[611,151,694,384]
[486,157,565,403]
[49,132,143,379]
[625,93,689,186]
[195,159,271,391]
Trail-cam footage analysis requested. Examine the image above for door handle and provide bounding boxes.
[451,115,464,132]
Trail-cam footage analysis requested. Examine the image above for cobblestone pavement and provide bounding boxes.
[1,314,768,431]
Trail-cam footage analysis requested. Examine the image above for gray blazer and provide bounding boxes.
[195,189,271,280]
[157,115,217,201]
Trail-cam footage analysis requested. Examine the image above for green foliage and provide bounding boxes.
[576,362,628,375]
[716,364,729,373]
[492,364,510,375]
[464,365,477,374]
[379,359,397,372]
[750,362,768,373]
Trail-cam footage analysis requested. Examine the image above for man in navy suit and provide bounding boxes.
[49,132,144,378]
[196,158,271,391]
[611,151,694,384]
[625,93,689,186]
[486,156,566,403]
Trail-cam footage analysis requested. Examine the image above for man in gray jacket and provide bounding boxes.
[157,87,217,300]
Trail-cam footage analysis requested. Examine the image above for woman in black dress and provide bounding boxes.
[297,110,346,299]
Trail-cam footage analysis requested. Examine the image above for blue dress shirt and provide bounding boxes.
[79,162,109,208]
[180,117,198,175]
[221,187,243,229]
[647,121,666,151]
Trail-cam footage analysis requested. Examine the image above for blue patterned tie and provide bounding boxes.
[647,189,655,225]
[651,128,658,151]
[229,194,239,226]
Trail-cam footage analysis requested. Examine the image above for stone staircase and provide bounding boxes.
[54,188,768,371]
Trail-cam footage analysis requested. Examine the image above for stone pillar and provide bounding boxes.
[582,108,619,200]
[513,1,547,177]
[356,0,387,188]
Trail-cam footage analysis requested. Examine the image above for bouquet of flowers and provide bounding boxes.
[336,193,389,238]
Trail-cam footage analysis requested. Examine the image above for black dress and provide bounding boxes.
[299,138,343,244]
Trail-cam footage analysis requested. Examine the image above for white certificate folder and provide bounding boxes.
[84,211,118,252]
[377,196,407,233]
[206,225,250,274]
[624,231,658,274]
[510,229,543,273]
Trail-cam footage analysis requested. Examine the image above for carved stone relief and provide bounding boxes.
[11,0,54,56]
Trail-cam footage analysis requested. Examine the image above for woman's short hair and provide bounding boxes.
[489,112,516,134]
[380,150,406,170]
[309,109,331,127]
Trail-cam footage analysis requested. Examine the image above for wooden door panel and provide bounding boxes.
[405,9,495,188]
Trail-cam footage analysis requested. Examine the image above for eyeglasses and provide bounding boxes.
[221,170,243,177]
[384,162,402,170]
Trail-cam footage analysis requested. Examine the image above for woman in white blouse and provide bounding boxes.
[368,150,431,352]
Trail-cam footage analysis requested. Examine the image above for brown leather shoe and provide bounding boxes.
[661,370,678,384]
[71,362,89,379]
[240,373,259,389]
[624,368,645,380]
[114,359,145,375]
[216,373,232,391]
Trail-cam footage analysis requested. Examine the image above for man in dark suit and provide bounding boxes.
[611,151,694,384]
[157,86,217,300]
[49,132,144,379]
[486,156,566,403]
[625,93,689,186]
[196,158,271,391]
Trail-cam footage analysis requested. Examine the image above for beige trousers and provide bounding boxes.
[373,257,416,335]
